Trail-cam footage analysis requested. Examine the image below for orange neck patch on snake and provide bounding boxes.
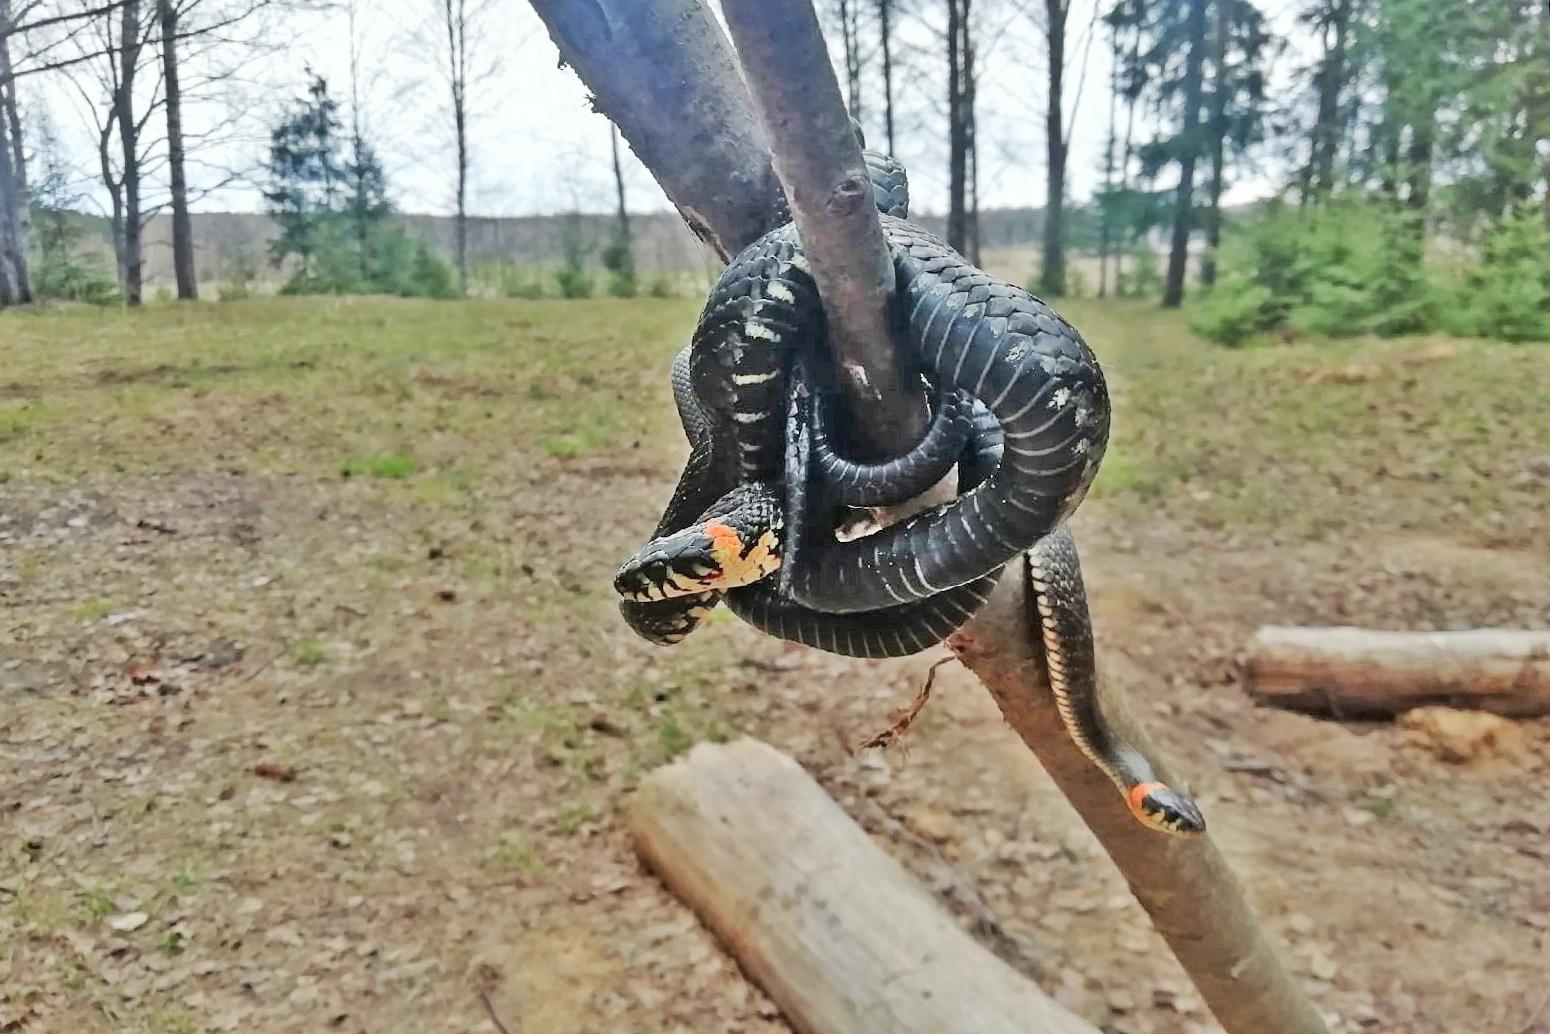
[704,521,780,589]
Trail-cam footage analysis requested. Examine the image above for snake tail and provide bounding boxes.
[1026,527,1205,837]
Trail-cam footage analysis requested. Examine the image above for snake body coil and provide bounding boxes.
[614,148,1205,836]
[619,200,1107,654]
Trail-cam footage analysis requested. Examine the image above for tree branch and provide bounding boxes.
[947,569,1331,1034]
[526,0,781,261]
[525,3,1330,1032]
[719,0,928,456]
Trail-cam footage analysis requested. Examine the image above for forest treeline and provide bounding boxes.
[2,0,1547,342]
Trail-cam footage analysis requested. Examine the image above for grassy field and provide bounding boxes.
[6,295,1547,537]
[3,296,1548,1034]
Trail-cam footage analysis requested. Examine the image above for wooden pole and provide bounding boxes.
[1245,626,1550,718]
[631,739,1098,1034]
[948,566,1331,1034]
[719,0,930,457]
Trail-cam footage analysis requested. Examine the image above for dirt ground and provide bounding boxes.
[2,297,1548,1034]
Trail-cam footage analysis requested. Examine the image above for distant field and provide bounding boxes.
[4,295,1546,542]
[3,296,1547,1034]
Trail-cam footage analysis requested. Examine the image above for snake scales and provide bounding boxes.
[613,147,1204,835]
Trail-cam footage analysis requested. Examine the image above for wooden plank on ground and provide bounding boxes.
[1244,626,1550,717]
[629,738,1097,1034]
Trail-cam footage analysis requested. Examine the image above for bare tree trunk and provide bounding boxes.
[159,0,197,300]
[346,0,370,282]
[1097,21,1117,299]
[0,125,22,306]
[837,0,862,121]
[1038,0,1067,297]
[1404,115,1433,212]
[442,0,469,293]
[94,109,127,291]
[945,0,967,254]
[1116,17,1140,292]
[609,123,633,286]
[0,0,32,306]
[1309,0,1350,200]
[117,0,143,306]
[1162,0,1207,308]
[1200,0,1228,288]
[962,0,979,265]
[877,0,894,154]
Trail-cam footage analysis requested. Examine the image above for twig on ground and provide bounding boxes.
[857,655,955,751]
[1519,981,1550,1034]
[479,989,516,1034]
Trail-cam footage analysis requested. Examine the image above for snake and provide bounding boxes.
[613,147,1204,835]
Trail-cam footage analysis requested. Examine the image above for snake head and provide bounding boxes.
[1127,781,1207,837]
[614,519,781,602]
[619,595,715,646]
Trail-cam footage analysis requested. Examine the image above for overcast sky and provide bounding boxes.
[36,0,1309,220]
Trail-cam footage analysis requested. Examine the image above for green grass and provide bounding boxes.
[340,453,417,479]
[0,296,691,482]
[290,640,329,666]
[70,598,117,622]
[2,294,1544,546]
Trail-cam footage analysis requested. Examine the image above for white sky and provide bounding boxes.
[34,0,1311,219]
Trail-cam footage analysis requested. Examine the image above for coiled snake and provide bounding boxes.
[614,149,1203,836]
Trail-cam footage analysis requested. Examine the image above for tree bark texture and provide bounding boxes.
[631,740,1099,1034]
[159,0,197,300]
[1039,0,1067,297]
[1162,0,1207,308]
[721,0,930,458]
[946,0,967,254]
[0,0,30,305]
[1244,627,1550,718]
[528,0,780,261]
[877,0,894,154]
[1309,0,1350,200]
[117,0,144,306]
[445,0,470,293]
[1200,0,1228,288]
[948,563,1331,1034]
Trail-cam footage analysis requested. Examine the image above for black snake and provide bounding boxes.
[614,149,1203,836]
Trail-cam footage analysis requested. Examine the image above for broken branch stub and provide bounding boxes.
[719,0,929,458]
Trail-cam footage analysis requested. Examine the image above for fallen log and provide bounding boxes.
[1243,626,1550,718]
[630,739,1097,1034]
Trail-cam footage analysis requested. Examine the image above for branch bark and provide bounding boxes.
[1245,626,1550,718]
[527,0,780,261]
[720,0,927,456]
[947,566,1330,1034]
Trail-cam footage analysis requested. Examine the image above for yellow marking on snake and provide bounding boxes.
[705,522,781,589]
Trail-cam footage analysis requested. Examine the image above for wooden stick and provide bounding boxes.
[718,0,929,457]
[631,739,1098,1034]
[948,566,1331,1034]
[1245,626,1550,718]
[526,0,780,261]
